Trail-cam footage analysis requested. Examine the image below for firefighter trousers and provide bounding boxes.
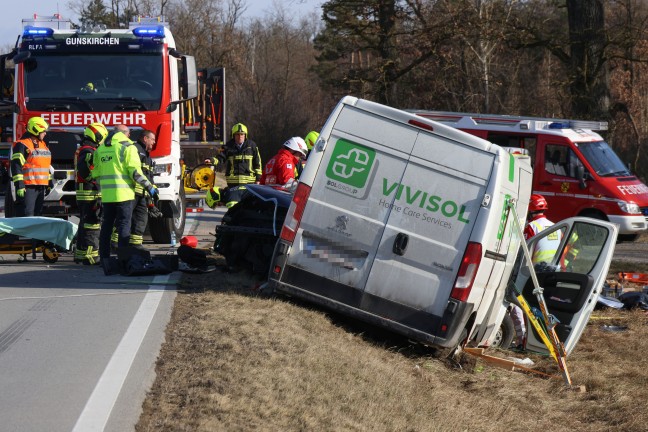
[74,199,101,264]
[99,200,134,259]
[130,194,149,246]
[14,185,45,217]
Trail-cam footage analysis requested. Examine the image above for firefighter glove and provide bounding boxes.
[148,185,159,199]
[16,188,25,199]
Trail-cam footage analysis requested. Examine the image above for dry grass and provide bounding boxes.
[137,258,648,432]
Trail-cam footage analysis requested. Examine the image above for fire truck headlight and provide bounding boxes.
[617,201,641,215]
[154,162,172,177]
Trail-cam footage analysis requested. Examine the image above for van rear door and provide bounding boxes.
[362,131,494,323]
[283,104,418,293]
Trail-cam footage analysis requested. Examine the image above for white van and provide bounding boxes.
[267,96,617,353]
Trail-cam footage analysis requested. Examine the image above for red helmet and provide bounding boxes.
[529,194,548,213]
[180,235,198,248]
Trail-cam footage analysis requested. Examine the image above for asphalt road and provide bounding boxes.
[0,196,225,432]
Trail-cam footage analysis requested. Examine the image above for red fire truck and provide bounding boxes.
[412,111,648,241]
[0,15,203,243]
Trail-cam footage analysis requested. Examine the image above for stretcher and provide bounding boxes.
[0,217,78,263]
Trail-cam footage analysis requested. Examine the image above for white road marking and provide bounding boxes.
[72,274,170,432]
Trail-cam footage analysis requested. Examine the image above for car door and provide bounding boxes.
[510,216,618,356]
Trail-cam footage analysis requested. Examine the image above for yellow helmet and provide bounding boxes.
[27,116,49,135]
[304,131,319,150]
[84,122,108,144]
[205,187,221,208]
[231,123,248,137]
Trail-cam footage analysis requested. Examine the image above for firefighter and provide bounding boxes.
[109,125,131,249]
[259,137,307,190]
[73,122,108,265]
[205,185,248,209]
[524,194,561,263]
[11,116,52,217]
[304,130,319,156]
[129,129,156,248]
[297,130,320,177]
[93,130,158,275]
[204,123,262,187]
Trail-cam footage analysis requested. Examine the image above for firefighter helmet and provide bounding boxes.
[529,194,548,213]
[231,123,248,137]
[84,122,108,145]
[26,116,49,135]
[304,131,319,150]
[205,187,222,208]
[283,137,308,158]
[180,235,198,248]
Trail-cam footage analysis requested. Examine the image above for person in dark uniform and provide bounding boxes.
[204,123,262,187]
[129,129,156,248]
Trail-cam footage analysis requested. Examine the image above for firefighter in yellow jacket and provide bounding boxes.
[74,122,108,265]
[10,116,52,216]
[93,131,157,274]
[204,123,262,186]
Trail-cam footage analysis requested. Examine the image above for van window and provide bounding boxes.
[526,221,607,274]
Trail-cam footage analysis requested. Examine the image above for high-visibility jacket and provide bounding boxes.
[74,139,100,201]
[260,148,300,186]
[524,215,561,264]
[92,132,153,203]
[212,138,262,186]
[11,136,51,188]
[132,139,154,195]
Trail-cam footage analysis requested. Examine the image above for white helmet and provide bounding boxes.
[283,137,308,158]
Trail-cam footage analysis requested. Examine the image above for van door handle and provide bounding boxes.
[393,233,409,256]
[540,181,552,186]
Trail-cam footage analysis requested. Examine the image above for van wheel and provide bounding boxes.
[491,313,515,349]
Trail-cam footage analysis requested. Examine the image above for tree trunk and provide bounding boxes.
[567,0,610,119]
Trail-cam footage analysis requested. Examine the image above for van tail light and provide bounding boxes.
[280,183,311,243]
[450,242,482,302]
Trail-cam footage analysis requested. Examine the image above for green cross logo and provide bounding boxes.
[326,139,375,189]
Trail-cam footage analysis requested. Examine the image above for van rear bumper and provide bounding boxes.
[269,265,473,349]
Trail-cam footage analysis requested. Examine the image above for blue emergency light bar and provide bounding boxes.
[548,122,570,129]
[132,26,165,37]
[23,26,54,37]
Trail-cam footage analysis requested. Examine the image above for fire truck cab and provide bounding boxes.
[1,14,198,243]
[412,111,648,240]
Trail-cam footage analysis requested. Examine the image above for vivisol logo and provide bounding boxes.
[326,139,375,189]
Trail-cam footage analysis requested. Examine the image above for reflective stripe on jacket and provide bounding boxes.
[74,141,101,201]
[218,138,262,185]
[526,216,561,264]
[11,137,51,187]
[92,132,152,203]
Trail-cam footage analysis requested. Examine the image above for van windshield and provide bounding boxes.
[22,53,163,112]
[577,141,631,177]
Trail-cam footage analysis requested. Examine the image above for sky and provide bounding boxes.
[0,0,323,49]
